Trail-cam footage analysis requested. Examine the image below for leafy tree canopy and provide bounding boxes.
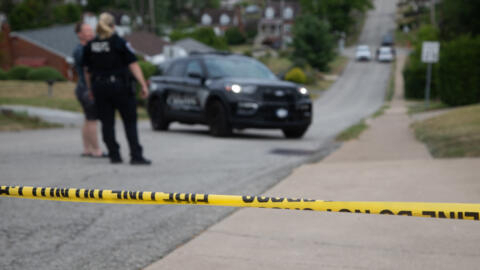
[438,0,480,40]
[291,15,336,71]
[299,0,373,34]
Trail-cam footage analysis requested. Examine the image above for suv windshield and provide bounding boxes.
[204,57,277,80]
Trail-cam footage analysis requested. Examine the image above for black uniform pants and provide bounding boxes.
[92,78,143,160]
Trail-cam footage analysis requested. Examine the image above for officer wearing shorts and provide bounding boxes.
[82,12,151,165]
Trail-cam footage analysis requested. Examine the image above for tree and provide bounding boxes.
[8,0,81,31]
[8,0,51,31]
[170,27,228,51]
[85,0,114,13]
[291,15,335,72]
[53,4,82,24]
[225,27,246,45]
[438,0,480,41]
[299,0,373,34]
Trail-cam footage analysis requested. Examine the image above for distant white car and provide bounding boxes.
[377,46,394,62]
[355,45,372,61]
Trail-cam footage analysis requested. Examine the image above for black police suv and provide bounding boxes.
[147,53,312,138]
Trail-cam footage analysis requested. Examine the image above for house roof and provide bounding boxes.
[174,38,216,54]
[125,31,169,56]
[11,24,78,59]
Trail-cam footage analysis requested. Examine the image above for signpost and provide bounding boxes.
[421,41,440,108]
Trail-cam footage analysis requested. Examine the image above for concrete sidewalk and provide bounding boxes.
[0,105,83,127]
[145,55,480,269]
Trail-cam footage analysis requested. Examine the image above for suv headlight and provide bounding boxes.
[298,87,309,95]
[225,84,257,95]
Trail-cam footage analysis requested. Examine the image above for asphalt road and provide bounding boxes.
[0,1,397,269]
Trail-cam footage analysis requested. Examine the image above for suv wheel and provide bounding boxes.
[207,100,231,137]
[149,98,169,131]
[282,126,308,139]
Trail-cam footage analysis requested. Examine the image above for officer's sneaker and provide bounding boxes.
[130,157,152,165]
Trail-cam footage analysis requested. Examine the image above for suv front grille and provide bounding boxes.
[261,87,296,103]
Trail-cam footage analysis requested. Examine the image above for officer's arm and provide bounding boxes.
[129,62,149,99]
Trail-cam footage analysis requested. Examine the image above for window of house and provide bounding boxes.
[220,14,230,25]
[283,7,293,19]
[201,14,212,25]
[265,7,275,19]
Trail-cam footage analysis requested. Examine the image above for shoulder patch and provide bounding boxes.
[126,42,136,54]
[91,41,110,53]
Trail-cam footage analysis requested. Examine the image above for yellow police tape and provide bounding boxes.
[1,185,479,221]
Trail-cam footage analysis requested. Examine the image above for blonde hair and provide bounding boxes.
[97,13,115,39]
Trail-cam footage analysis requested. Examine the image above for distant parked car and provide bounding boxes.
[355,45,372,61]
[381,33,394,47]
[377,46,395,62]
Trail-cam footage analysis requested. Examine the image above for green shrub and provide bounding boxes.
[403,24,439,99]
[138,61,157,79]
[170,27,229,51]
[7,65,33,80]
[225,27,246,45]
[0,68,7,80]
[436,35,480,106]
[26,67,65,81]
[243,50,252,57]
[303,66,317,85]
[53,3,81,24]
[285,67,307,84]
[403,55,437,99]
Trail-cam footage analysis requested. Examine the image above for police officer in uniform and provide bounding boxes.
[82,13,151,165]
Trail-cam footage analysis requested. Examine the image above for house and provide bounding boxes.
[199,7,243,35]
[125,31,170,65]
[163,38,216,60]
[256,0,300,49]
[2,23,78,79]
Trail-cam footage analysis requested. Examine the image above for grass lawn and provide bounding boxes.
[229,44,254,54]
[395,29,415,48]
[0,110,61,131]
[336,119,368,141]
[408,100,448,114]
[412,104,480,158]
[260,56,293,75]
[306,55,350,97]
[328,55,349,75]
[0,81,149,119]
[346,11,367,46]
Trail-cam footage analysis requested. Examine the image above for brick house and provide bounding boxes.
[255,0,300,49]
[1,23,78,79]
[199,7,244,35]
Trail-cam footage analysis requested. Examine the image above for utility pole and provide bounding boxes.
[139,0,145,30]
[149,0,156,33]
[430,0,437,26]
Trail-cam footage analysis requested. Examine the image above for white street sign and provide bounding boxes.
[422,41,440,63]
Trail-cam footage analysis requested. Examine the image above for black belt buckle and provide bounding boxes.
[109,75,116,83]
